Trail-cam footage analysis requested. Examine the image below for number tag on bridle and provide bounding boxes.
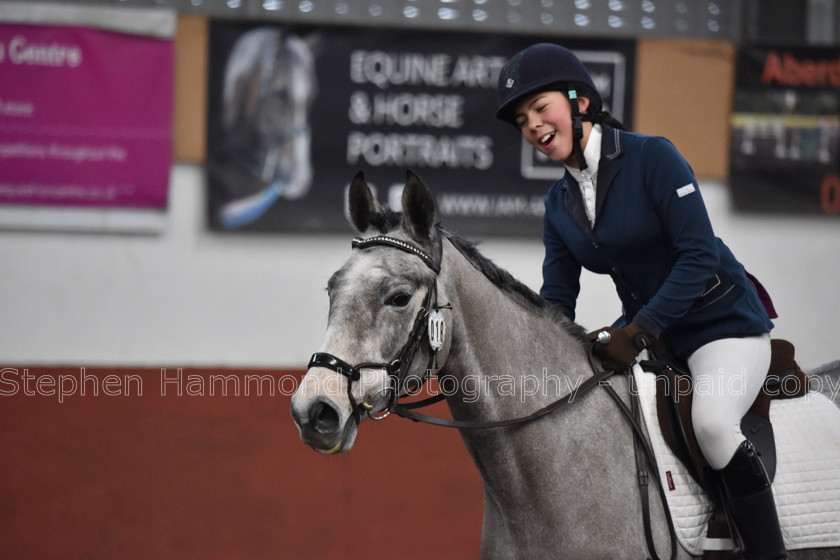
[428,309,445,351]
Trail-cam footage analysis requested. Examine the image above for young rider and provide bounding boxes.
[495,42,786,560]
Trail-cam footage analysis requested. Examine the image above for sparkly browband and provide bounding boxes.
[352,235,439,274]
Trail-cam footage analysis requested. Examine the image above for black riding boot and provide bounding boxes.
[718,440,787,560]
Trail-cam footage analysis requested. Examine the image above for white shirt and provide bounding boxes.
[565,124,602,228]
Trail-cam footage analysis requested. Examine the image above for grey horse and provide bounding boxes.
[290,171,840,559]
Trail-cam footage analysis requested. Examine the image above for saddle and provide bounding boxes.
[642,339,809,493]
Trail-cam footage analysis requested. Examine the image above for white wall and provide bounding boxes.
[0,164,837,369]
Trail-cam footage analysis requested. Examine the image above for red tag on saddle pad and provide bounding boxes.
[666,471,676,491]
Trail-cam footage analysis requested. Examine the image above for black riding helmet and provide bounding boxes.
[496,43,601,124]
[496,43,601,170]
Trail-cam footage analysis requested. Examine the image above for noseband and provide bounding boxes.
[307,235,446,424]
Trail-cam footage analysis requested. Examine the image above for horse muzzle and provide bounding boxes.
[290,395,357,454]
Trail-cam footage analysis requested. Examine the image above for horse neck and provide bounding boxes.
[435,241,652,554]
[437,238,594,420]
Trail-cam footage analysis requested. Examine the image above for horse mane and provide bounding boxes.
[369,207,404,234]
[363,206,588,345]
[442,229,589,344]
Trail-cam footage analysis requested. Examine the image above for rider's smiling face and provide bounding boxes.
[513,90,591,167]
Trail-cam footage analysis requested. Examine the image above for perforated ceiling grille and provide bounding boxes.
[73,0,738,39]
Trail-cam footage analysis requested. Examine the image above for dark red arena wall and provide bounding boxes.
[0,367,482,559]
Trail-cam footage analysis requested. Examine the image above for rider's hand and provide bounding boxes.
[588,322,653,372]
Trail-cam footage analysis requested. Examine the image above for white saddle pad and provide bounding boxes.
[632,364,840,556]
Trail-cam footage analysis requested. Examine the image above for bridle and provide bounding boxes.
[307,235,447,425]
[306,232,678,560]
[306,233,617,429]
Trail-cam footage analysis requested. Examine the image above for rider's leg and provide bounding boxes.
[687,334,786,559]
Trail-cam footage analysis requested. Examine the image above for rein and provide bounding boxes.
[307,233,677,560]
[269,124,310,145]
[391,348,615,429]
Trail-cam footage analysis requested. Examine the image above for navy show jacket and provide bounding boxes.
[540,126,773,358]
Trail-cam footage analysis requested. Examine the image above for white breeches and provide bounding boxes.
[686,334,772,470]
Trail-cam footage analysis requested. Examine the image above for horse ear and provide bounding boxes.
[402,169,436,240]
[300,32,321,58]
[348,171,377,233]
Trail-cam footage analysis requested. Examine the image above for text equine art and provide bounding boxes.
[290,171,840,559]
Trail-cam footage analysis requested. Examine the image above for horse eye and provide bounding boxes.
[386,292,412,307]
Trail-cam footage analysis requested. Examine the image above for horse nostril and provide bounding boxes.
[309,400,340,434]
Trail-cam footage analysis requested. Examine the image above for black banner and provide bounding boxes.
[729,46,840,215]
[206,22,634,235]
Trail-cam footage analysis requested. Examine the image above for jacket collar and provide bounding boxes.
[595,125,623,216]
[560,125,624,232]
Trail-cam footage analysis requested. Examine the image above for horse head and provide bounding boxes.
[218,28,318,229]
[290,170,450,454]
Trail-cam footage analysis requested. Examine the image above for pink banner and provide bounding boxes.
[0,23,173,208]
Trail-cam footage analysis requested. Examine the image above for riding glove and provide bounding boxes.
[588,322,654,372]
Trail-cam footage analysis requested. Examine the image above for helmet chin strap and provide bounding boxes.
[568,89,594,172]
